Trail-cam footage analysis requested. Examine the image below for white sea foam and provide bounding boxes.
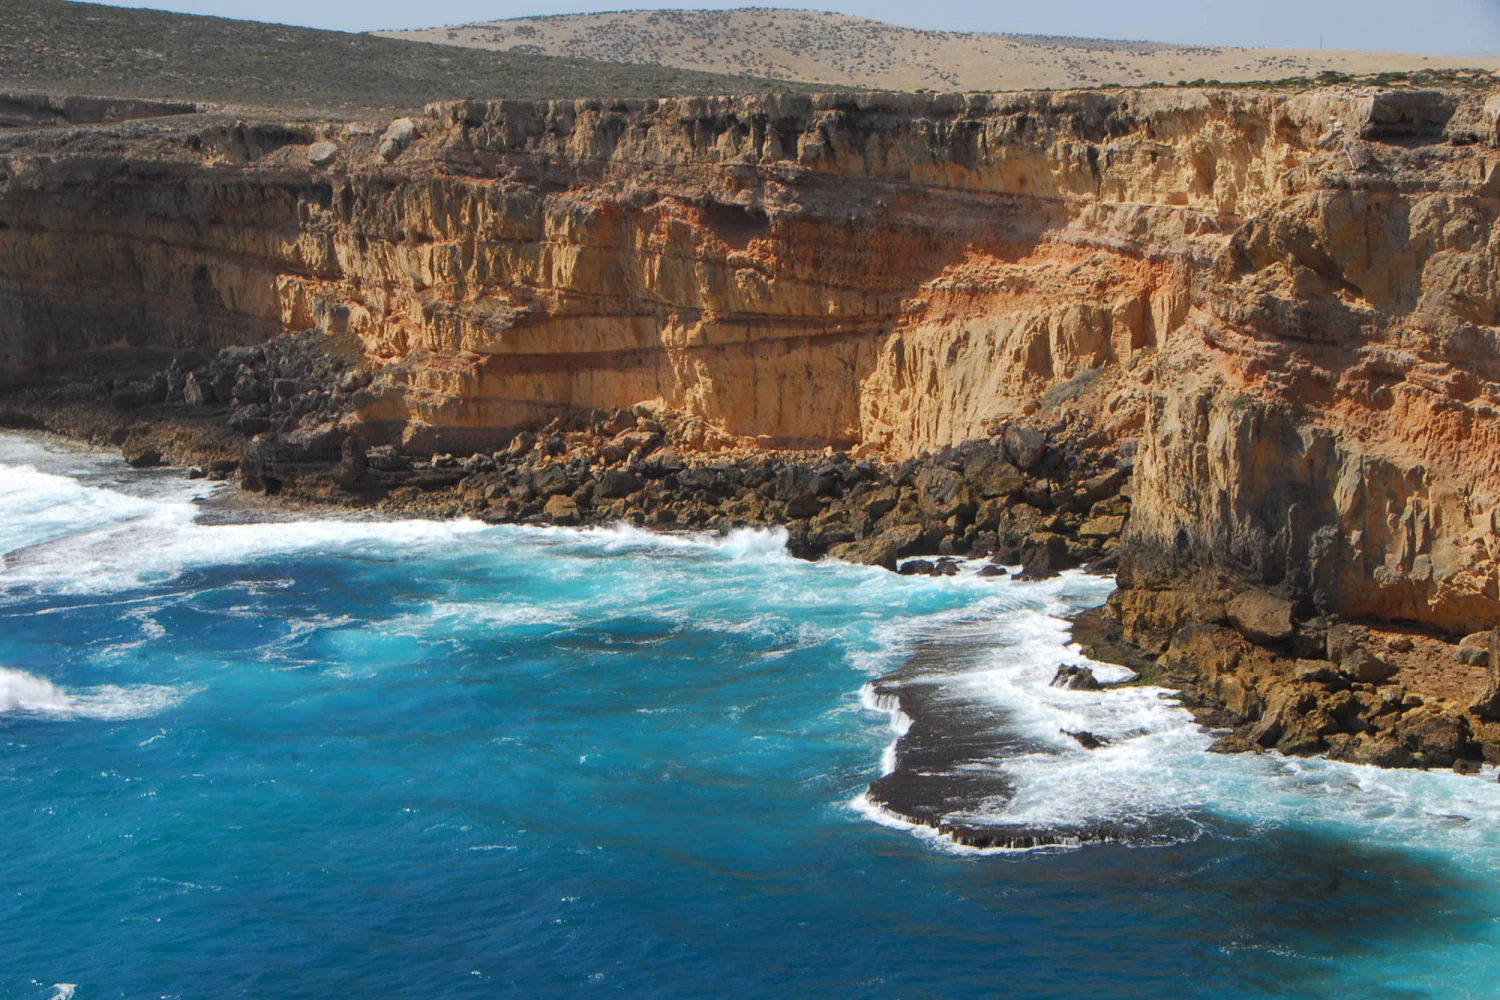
[1,444,803,598]
[504,521,793,562]
[2,500,490,596]
[853,585,1500,862]
[0,666,185,720]
[0,665,74,713]
[846,791,1001,855]
[859,682,911,777]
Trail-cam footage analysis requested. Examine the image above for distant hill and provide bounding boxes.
[0,0,804,115]
[379,8,1500,92]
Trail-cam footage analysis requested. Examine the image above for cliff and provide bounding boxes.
[2,84,1498,651]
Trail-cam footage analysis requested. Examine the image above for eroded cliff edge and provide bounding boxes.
[3,85,1499,768]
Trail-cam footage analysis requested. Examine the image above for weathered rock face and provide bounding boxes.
[0,91,201,128]
[1126,90,1500,635]
[1,85,1498,637]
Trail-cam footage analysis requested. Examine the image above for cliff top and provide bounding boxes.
[379,7,1500,93]
[0,0,806,116]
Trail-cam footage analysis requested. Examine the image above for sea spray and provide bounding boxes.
[0,665,185,720]
[0,666,73,714]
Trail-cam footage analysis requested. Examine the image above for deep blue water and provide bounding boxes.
[4,432,1500,999]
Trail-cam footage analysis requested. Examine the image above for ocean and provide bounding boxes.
[3,431,1500,999]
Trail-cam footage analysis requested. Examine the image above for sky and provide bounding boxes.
[88,0,1500,54]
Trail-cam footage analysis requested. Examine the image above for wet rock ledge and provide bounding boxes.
[1074,585,1500,774]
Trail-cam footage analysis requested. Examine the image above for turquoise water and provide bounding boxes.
[4,432,1500,999]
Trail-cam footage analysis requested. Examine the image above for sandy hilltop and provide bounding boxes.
[378,7,1500,91]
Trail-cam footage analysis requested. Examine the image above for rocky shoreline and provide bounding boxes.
[4,331,1499,786]
[0,334,1134,580]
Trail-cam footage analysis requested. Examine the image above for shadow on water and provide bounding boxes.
[856,620,1500,998]
[842,810,1495,1000]
[1112,821,1490,998]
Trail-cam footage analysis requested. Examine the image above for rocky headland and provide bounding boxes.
[3,84,1500,780]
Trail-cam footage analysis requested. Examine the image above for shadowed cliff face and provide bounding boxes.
[1,87,1498,632]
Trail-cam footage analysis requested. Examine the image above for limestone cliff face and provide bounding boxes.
[1,87,1498,632]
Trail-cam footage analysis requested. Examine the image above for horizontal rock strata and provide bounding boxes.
[3,83,1500,771]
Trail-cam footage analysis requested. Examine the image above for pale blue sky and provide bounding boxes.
[92,0,1500,54]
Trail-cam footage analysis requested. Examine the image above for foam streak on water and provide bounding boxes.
[4,431,1500,999]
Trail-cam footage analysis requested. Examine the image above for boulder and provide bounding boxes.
[1388,708,1479,769]
[784,491,824,520]
[307,141,338,167]
[1003,425,1046,470]
[884,523,926,559]
[377,117,418,161]
[543,494,580,526]
[899,558,960,577]
[807,509,855,548]
[365,445,411,472]
[994,502,1048,546]
[1079,468,1127,504]
[183,372,211,406]
[859,486,899,521]
[1226,590,1294,644]
[597,468,642,499]
[125,447,162,469]
[1293,659,1340,683]
[827,536,899,571]
[462,453,497,474]
[1326,623,1359,662]
[913,467,973,520]
[829,523,924,570]
[529,464,570,497]
[1339,647,1399,684]
[599,408,635,436]
[1459,631,1492,667]
[962,443,1024,499]
[273,378,312,399]
[602,430,660,463]
[1017,531,1071,581]
[1051,665,1101,691]
[507,433,535,459]
[332,436,367,489]
[210,370,237,402]
[1077,515,1125,539]
[1468,629,1500,718]
[641,448,684,477]
[239,426,342,492]
[231,374,267,405]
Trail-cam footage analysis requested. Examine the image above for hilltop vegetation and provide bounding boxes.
[382,7,1500,92]
[0,0,802,114]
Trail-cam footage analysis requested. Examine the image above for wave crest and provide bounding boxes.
[0,666,185,720]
